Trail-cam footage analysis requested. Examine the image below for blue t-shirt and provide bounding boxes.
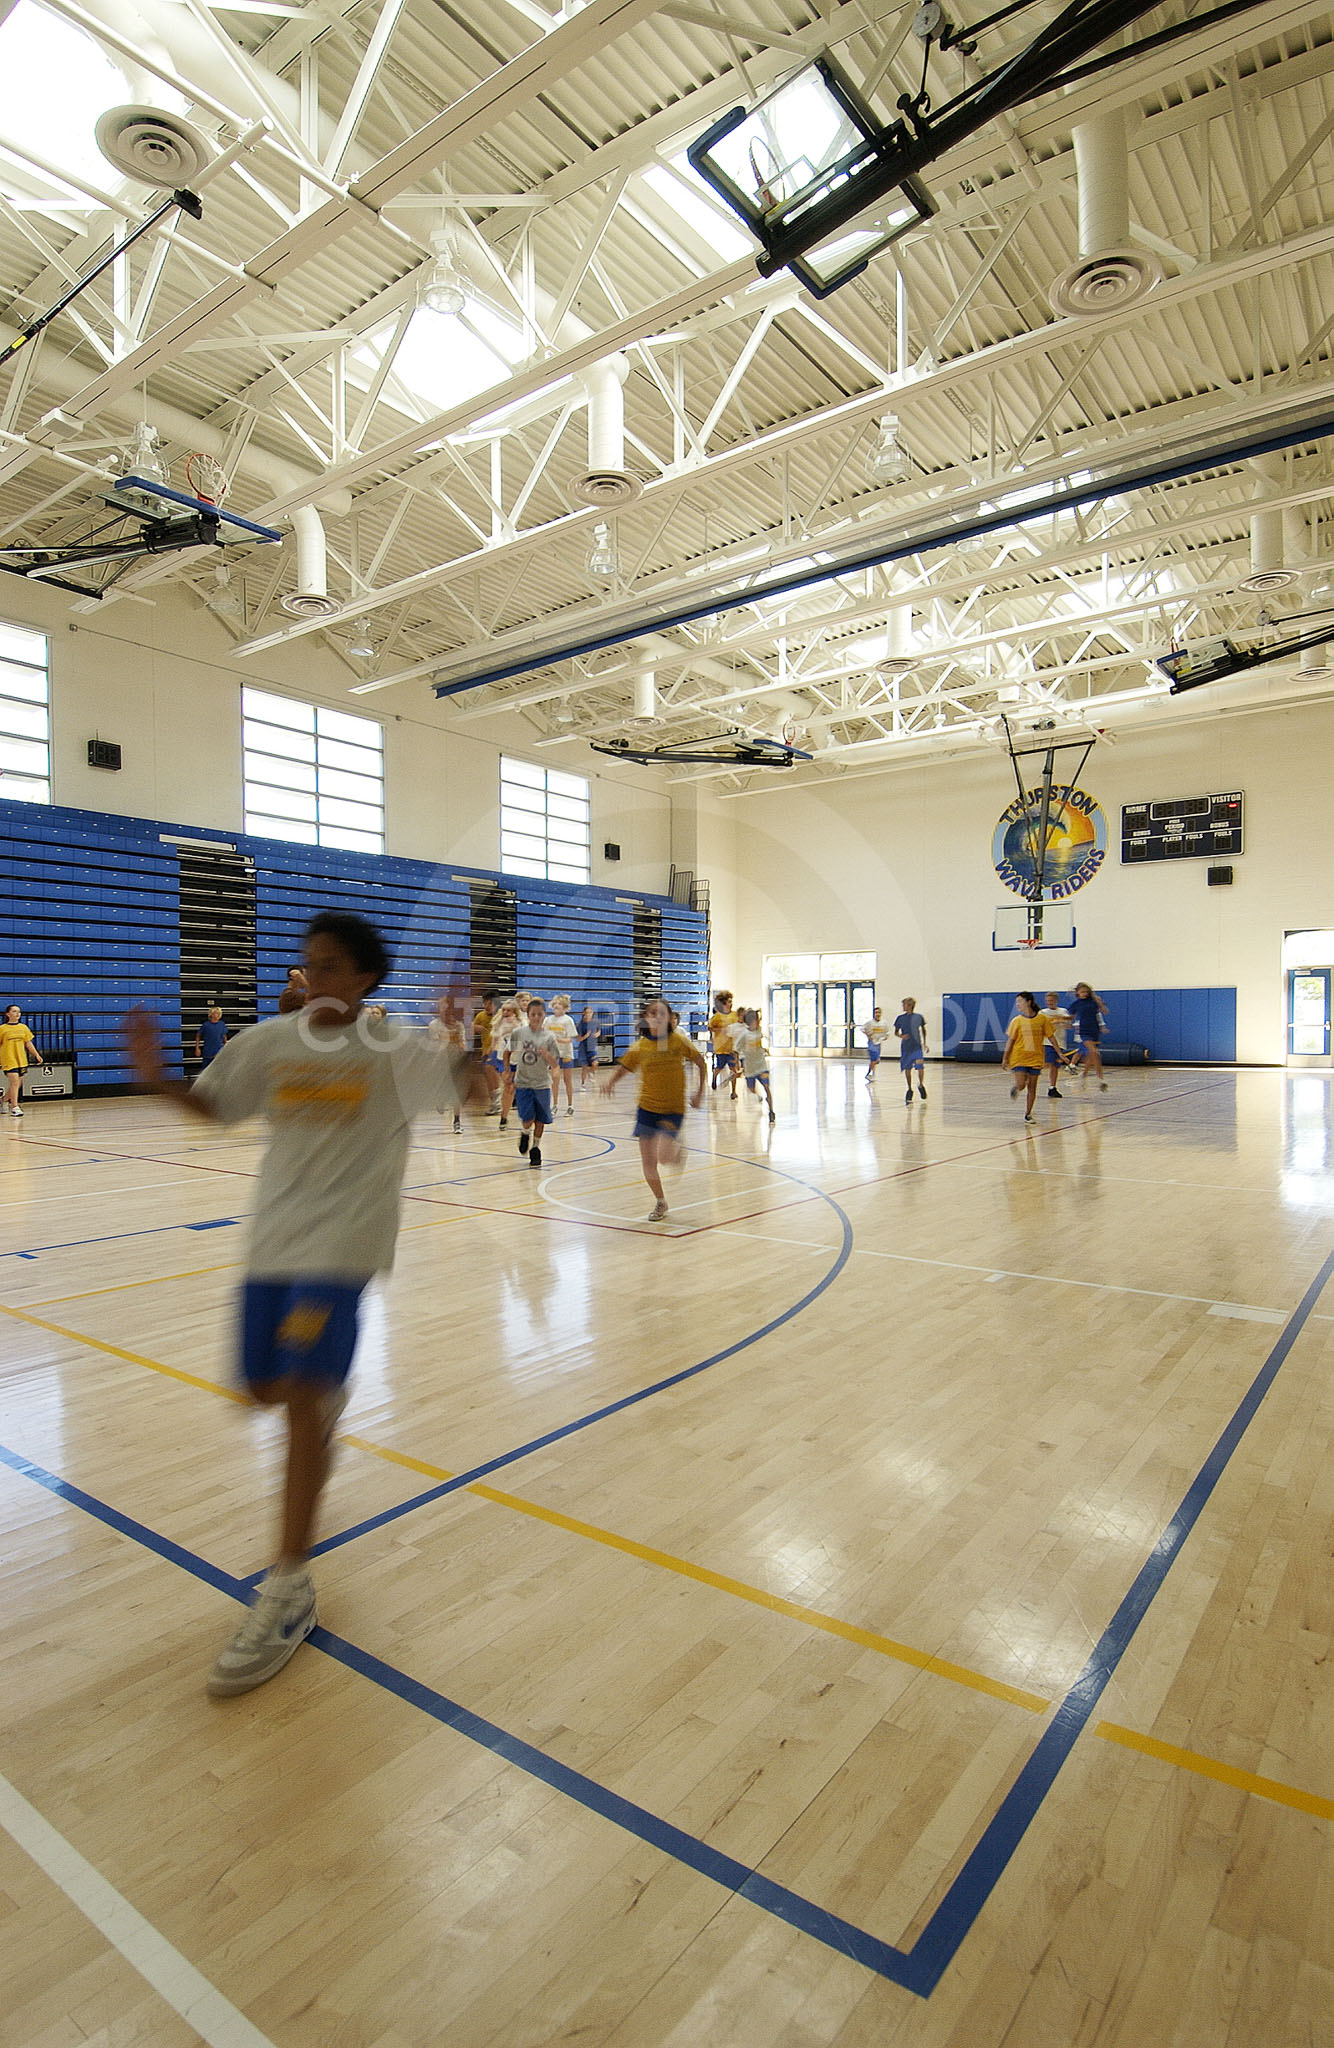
[200,1019,228,1063]
[895,1011,926,1052]
[1070,995,1102,1039]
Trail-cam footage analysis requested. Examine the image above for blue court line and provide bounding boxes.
[297,1171,855,1574]
[903,1239,1334,1995]
[1,1246,1330,1996]
[0,1432,918,1984]
[0,1217,242,1260]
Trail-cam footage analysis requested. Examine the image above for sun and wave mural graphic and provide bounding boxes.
[992,784,1108,899]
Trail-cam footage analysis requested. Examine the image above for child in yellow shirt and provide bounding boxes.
[604,996,707,1221]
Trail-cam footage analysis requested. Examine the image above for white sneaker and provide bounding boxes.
[207,1570,316,1697]
[10,1106,22,1117]
[648,1199,668,1221]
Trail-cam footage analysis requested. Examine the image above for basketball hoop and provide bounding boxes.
[184,453,229,505]
[1017,937,1040,949]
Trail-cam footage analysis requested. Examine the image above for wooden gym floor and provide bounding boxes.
[1,1059,1331,2047]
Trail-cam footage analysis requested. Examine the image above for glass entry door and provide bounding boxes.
[821,981,848,1051]
[1289,968,1331,1062]
[769,979,877,1056]
[794,982,819,1050]
[768,982,795,1051]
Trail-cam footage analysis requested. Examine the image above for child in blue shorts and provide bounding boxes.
[894,997,929,1103]
[126,912,473,1698]
[506,998,562,1165]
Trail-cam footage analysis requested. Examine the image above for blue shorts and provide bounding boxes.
[900,1044,924,1070]
[558,1059,574,1071]
[515,1086,552,1126]
[713,1051,736,1071]
[866,1043,881,1063]
[634,1108,683,1141]
[1078,1032,1101,1050]
[745,1069,770,1088]
[240,1279,365,1391]
[1044,1042,1064,1065]
[483,1051,502,1073]
[577,1043,598,1066]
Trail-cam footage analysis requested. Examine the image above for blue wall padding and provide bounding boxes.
[942,987,1236,1062]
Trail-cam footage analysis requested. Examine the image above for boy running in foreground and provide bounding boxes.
[126,912,474,1698]
[603,996,707,1221]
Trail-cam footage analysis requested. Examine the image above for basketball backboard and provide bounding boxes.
[993,903,1076,950]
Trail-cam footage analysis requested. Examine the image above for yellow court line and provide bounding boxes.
[0,1294,1048,1714]
[31,1263,241,1306]
[1097,1722,1334,1819]
[0,1301,248,1404]
[341,1433,1050,1714]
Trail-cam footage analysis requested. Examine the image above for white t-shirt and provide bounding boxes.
[734,1026,768,1074]
[1041,1003,1071,1050]
[508,1025,561,1089]
[547,1011,577,1059]
[192,1013,465,1281]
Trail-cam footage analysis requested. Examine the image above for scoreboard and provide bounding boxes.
[1121,792,1243,864]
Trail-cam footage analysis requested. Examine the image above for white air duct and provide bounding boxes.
[1049,109,1162,316]
[885,605,913,668]
[1241,456,1296,592]
[281,505,337,617]
[629,670,657,723]
[571,356,641,508]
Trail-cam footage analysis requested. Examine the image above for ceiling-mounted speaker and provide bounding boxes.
[96,106,216,186]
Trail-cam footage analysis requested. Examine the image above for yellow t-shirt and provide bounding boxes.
[1004,1013,1055,1068]
[0,1022,36,1071]
[708,1010,737,1054]
[474,1007,495,1056]
[619,1031,706,1114]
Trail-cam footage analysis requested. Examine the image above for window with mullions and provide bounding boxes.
[0,621,51,805]
[500,757,590,883]
[242,687,384,854]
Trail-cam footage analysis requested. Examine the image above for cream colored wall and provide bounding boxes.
[4,578,673,896]
[720,699,1334,1064]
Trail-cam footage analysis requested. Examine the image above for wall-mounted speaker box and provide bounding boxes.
[1207,865,1233,885]
[87,739,122,770]
[603,842,621,860]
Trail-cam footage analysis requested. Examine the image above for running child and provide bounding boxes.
[734,1007,776,1122]
[546,994,578,1115]
[493,998,521,1128]
[1,1002,41,1116]
[707,990,739,1098]
[473,989,502,1113]
[1003,991,1055,1121]
[506,997,562,1166]
[575,1004,599,1087]
[124,911,474,1698]
[429,993,468,1131]
[862,1006,888,1084]
[895,998,928,1103]
[603,995,707,1221]
[1070,981,1110,1089]
[1040,991,1073,1099]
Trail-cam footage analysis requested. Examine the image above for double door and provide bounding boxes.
[768,979,876,1055]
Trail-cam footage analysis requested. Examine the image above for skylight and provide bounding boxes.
[353,300,530,420]
[641,156,752,262]
[0,1,129,201]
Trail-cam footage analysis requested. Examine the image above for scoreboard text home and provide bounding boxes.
[1121,793,1244,865]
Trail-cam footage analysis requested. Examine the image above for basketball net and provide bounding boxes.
[184,453,230,506]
